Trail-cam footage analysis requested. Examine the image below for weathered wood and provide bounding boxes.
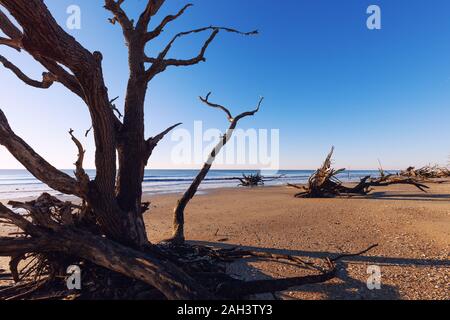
[0,198,214,300]
[400,165,450,179]
[170,94,263,244]
[289,148,430,198]
[0,0,265,299]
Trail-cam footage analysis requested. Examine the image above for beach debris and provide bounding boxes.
[400,166,450,180]
[237,173,266,187]
[233,173,285,187]
[289,147,429,198]
[0,0,262,301]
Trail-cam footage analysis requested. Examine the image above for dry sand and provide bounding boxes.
[1,182,449,300]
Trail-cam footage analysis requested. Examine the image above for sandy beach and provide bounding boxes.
[1,182,449,300]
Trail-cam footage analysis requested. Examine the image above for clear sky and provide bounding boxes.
[1,0,450,170]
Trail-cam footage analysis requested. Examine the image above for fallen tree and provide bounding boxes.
[237,173,266,187]
[233,173,284,187]
[289,147,429,198]
[0,194,378,299]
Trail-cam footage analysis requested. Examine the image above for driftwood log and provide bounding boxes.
[289,147,429,198]
[400,165,450,179]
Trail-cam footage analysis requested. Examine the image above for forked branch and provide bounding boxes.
[0,37,21,50]
[104,0,134,40]
[136,0,165,32]
[170,93,263,243]
[145,27,258,78]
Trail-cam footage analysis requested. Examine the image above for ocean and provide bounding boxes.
[0,169,384,200]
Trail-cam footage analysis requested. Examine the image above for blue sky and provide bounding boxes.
[1,0,450,170]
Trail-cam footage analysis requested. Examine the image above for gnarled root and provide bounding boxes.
[0,193,379,300]
[0,194,212,300]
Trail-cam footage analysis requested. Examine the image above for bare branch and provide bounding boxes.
[104,0,134,39]
[145,27,258,78]
[0,37,21,50]
[85,126,93,138]
[136,0,165,32]
[0,237,58,257]
[0,204,38,236]
[0,9,22,40]
[145,123,182,163]
[0,110,85,198]
[145,3,193,41]
[161,29,219,67]
[69,129,90,193]
[199,92,234,122]
[0,55,57,89]
[34,56,86,99]
[171,94,263,243]
[200,92,263,125]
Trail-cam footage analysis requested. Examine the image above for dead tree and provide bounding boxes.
[0,0,260,299]
[0,1,383,300]
[171,93,263,244]
[289,147,429,198]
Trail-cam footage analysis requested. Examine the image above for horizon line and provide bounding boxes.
[0,167,402,172]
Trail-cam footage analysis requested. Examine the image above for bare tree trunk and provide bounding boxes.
[115,39,149,247]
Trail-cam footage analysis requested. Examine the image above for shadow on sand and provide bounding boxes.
[189,241,449,300]
[363,192,450,202]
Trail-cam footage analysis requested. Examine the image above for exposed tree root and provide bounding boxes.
[289,147,429,198]
[0,193,378,300]
[171,93,263,244]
